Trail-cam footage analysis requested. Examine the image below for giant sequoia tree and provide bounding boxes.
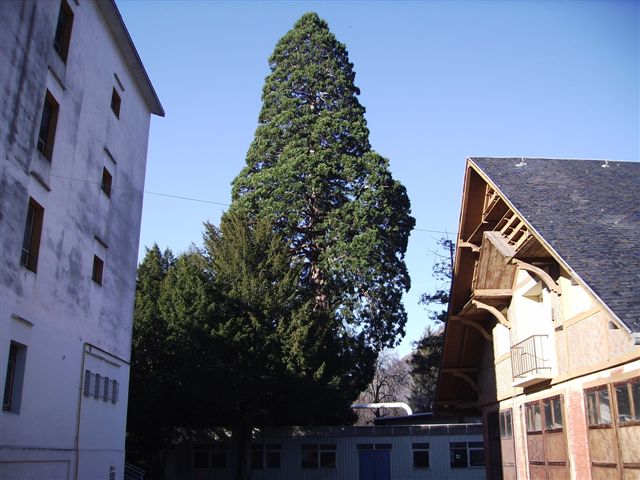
[231,13,414,354]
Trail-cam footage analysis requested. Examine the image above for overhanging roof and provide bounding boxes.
[97,0,165,117]
[470,157,640,333]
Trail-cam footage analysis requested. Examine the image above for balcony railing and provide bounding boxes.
[511,334,551,381]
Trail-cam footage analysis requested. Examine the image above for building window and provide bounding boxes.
[37,91,59,160]
[111,88,121,118]
[20,198,44,272]
[53,0,74,62]
[301,444,336,469]
[101,167,112,197]
[500,409,513,438]
[585,385,612,427]
[3,342,27,413]
[543,396,563,431]
[450,442,468,468]
[92,255,104,285]
[412,443,430,468]
[193,443,227,469]
[450,442,484,468]
[614,377,640,425]
[251,444,281,469]
[525,402,543,433]
[83,370,119,403]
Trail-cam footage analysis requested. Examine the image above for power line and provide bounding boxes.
[9,166,457,234]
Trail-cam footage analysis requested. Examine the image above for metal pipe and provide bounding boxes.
[351,402,413,416]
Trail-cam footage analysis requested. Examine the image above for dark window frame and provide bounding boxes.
[53,0,74,62]
[37,90,59,160]
[111,88,121,118]
[92,255,104,285]
[412,442,430,469]
[301,443,336,470]
[20,198,44,272]
[3,342,27,413]
[101,167,112,197]
[584,384,613,428]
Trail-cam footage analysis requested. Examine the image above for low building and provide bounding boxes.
[0,1,163,479]
[165,425,485,480]
[437,158,639,479]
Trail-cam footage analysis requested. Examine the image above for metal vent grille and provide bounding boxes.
[83,369,119,404]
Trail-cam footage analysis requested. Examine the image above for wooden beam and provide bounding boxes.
[459,241,480,252]
[473,288,513,299]
[452,371,479,394]
[460,318,492,341]
[472,299,511,329]
[512,259,561,294]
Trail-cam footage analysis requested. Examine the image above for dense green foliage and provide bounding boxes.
[231,12,414,352]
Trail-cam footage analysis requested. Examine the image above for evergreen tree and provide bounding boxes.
[126,245,176,477]
[231,12,414,354]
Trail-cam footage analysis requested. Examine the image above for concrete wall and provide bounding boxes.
[0,1,155,478]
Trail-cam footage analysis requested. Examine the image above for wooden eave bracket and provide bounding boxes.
[450,316,492,341]
[472,299,511,329]
[451,371,479,394]
[512,259,561,294]
[459,241,480,253]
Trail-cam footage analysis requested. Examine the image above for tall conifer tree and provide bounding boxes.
[231,12,414,352]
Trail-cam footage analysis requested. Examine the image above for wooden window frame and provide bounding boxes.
[37,91,59,160]
[53,0,74,62]
[500,409,513,439]
[20,197,44,272]
[584,384,614,428]
[614,376,640,427]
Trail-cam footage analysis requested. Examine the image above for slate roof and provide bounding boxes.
[469,157,640,333]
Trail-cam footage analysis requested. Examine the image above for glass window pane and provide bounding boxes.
[552,398,563,429]
[301,449,317,469]
[211,452,226,468]
[450,448,468,468]
[193,451,209,469]
[413,450,429,468]
[250,447,263,469]
[470,449,485,467]
[598,389,612,424]
[631,380,640,421]
[319,451,336,469]
[544,399,553,430]
[616,384,632,423]
[265,451,280,468]
[586,391,598,425]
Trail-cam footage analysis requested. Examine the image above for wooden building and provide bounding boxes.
[437,158,640,480]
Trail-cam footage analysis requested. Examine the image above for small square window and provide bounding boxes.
[251,445,264,469]
[37,91,59,160]
[301,445,318,469]
[265,450,281,469]
[92,255,104,285]
[21,198,44,272]
[469,449,485,467]
[319,450,336,469]
[111,88,121,118]
[101,167,112,197]
[413,450,430,468]
[53,0,74,62]
[193,450,209,469]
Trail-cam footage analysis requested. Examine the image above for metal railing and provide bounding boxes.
[511,334,551,379]
[124,463,145,480]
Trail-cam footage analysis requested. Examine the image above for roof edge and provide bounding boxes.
[467,158,632,335]
[97,0,165,117]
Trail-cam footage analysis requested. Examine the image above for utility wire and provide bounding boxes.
[10,166,458,235]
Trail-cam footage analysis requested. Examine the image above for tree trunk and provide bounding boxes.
[232,412,252,480]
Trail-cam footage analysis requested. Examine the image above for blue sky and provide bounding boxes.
[117,0,639,357]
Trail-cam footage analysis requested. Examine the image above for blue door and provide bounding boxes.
[359,450,390,480]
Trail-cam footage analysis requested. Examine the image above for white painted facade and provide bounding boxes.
[0,1,163,479]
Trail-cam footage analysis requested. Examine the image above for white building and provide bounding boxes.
[0,1,163,479]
